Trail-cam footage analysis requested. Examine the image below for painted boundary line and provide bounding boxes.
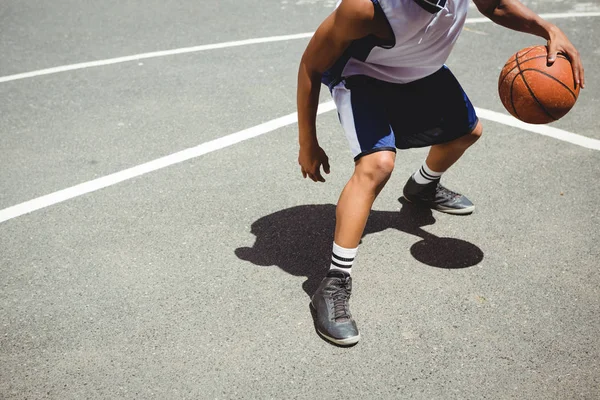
[464,11,600,24]
[1,12,599,84]
[1,101,599,224]
[1,10,598,223]
[0,103,336,223]
[474,108,600,150]
[0,33,314,84]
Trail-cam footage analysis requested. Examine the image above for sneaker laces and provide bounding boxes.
[331,278,351,321]
[436,184,461,200]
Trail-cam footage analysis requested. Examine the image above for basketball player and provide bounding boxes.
[297,0,584,345]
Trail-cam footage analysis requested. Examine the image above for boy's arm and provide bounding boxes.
[473,0,584,88]
[297,0,380,182]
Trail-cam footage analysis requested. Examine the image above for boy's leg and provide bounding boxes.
[394,67,481,214]
[403,121,482,215]
[425,121,483,173]
[334,150,396,248]
[313,77,395,345]
[312,150,395,346]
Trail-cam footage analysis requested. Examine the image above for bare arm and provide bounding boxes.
[297,0,381,182]
[473,0,584,87]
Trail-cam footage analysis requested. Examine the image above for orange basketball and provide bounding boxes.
[498,45,580,124]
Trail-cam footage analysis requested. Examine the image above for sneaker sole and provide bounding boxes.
[402,195,474,215]
[435,205,475,215]
[309,303,361,346]
[316,329,361,346]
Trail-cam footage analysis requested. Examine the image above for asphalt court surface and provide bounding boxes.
[1,0,599,399]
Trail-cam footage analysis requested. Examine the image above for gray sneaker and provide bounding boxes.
[403,176,475,215]
[311,271,360,346]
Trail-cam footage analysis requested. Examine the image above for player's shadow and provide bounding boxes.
[235,199,484,297]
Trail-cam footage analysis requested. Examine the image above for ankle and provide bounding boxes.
[329,242,357,275]
[413,162,443,185]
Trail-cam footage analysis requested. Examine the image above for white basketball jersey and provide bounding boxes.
[323,0,469,86]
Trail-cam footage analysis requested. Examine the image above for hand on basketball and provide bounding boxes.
[298,143,330,182]
[546,26,585,89]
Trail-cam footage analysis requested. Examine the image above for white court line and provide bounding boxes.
[0,33,314,84]
[1,10,599,223]
[1,102,599,224]
[474,108,600,151]
[1,12,599,84]
[465,11,600,24]
[0,102,336,223]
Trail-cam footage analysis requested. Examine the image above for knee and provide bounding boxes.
[452,121,483,150]
[354,151,395,185]
[468,121,483,142]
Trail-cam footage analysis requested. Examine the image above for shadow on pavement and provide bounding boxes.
[235,199,483,298]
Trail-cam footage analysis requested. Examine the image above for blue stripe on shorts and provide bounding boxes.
[332,66,479,161]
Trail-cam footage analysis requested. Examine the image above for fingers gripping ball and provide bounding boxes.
[498,45,580,124]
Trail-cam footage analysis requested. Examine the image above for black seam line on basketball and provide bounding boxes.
[512,49,525,120]
[499,54,568,85]
[519,46,538,59]
[509,68,520,119]
[519,70,559,121]
[500,54,568,83]
[500,47,538,83]
[515,50,557,122]
[519,68,578,100]
[332,253,354,263]
[501,46,538,70]
[331,260,352,269]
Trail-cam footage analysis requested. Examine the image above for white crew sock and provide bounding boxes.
[328,242,358,276]
[413,161,443,185]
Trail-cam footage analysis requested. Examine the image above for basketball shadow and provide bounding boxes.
[235,199,484,297]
